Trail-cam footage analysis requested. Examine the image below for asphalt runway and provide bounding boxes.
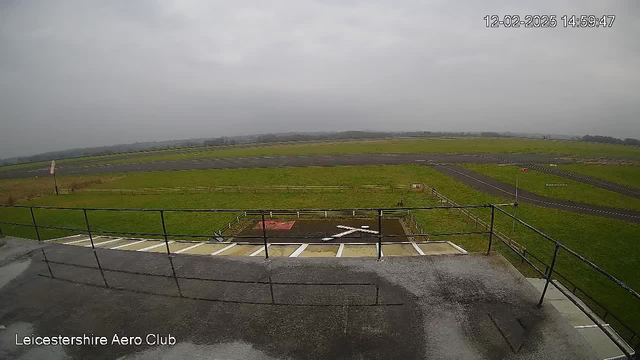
[433,165,640,223]
[1,153,565,179]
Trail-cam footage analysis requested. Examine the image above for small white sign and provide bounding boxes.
[49,160,56,175]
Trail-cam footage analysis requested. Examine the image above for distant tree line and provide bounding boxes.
[582,135,640,147]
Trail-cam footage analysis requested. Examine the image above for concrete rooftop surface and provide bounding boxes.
[0,236,598,360]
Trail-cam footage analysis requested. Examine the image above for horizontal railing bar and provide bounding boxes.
[0,204,513,212]
[493,205,640,302]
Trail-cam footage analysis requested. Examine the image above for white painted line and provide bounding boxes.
[175,242,205,254]
[290,243,309,257]
[86,238,123,247]
[447,241,468,254]
[412,242,426,256]
[250,244,271,257]
[336,225,378,234]
[111,240,146,249]
[377,244,384,257]
[211,243,236,256]
[64,236,99,245]
[574,324,610,329]
[45,234,83,243]
[138,241,172,252]
[336,244,345,257]
[332,229,359,238]
[604,354,628,360]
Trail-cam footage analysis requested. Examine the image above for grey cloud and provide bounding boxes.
[0,0,638,158]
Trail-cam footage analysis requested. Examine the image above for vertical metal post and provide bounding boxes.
[377,209,383,260]
[537,243,560,308]
[261,211,269,259]
[160,210,182,296]
[29,207,41,241]
[84,209,109,288]
[83,209,95,249]
[160,210,171,255]
[53,172,59,196]
[487,206,495,255]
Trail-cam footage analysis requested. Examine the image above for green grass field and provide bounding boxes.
[4,137,637,173]
[558,164,640,189]
[0,164,638,339]
[463,164,640,211]
[90,138,640,166]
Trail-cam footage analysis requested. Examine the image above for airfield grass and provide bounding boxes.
[0,164,639,338]
[4,137,640,173]
[463,164,640,211]
[559,164,640,189]
[0,175,119,204]
[84,137,640,166]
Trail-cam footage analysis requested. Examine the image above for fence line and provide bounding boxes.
[65,184,424,195]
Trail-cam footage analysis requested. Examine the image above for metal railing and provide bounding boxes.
[0,201,638,358]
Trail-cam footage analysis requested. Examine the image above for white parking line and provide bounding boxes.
[64,236,98,245]
[111,240,146,249]
[249,244,271,256]
[46,234,83,243]
[211,243,237,255]
[175,242,205,254]
[138,241,172,252]
[447,241,468,254]
[411,242,426,255]
[336,244,345,257]
[290,244,309,257]
[86,238,123,247]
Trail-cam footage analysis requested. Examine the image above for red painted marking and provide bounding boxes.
[255,221,296,230]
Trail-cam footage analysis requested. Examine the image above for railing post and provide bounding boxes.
[160,210,171,255]
[537,243,560,308]
[29,207,41,241]
[83,209,95,249]
[261,211,269,259]
[83,209,109,288]
[487,206,495,255]
[160,210,183,297]
[377,209,383,260]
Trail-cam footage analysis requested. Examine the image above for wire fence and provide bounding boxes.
[67,184,426,195]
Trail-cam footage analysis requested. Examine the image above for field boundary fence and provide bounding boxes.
[66,184,424,195]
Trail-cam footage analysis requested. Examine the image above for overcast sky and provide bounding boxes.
[1,0,638,158]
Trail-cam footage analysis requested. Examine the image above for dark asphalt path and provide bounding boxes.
[1,153,565,179]
[519,164,640,199]
[433,165,640,223]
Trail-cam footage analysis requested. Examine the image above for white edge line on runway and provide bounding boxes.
[290,243,309,257]
[412,242,426,256]
[211,243,236,256]
[250,244,271,256]
[336,244,345,257]
[138,241,172,252]
[447,241,468,254]
[111,240,146,249]
[86,238,123,248]
[175,242,205,254]
[64,236,99,245]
